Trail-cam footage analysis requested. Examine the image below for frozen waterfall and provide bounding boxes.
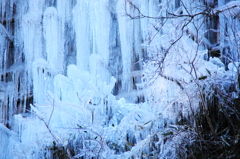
[0,0,240,158]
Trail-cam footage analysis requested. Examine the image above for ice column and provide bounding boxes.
[116,0,147,96]
[116,0,133,92]
[89,1,111,83]
[73,1,91,71]
[22,13,43,68]
[43,7,63,74]
[73,0,111,84]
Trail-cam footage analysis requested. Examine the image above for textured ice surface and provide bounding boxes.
[0,0,239,158]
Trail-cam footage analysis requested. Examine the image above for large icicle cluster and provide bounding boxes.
[0,0,240,158]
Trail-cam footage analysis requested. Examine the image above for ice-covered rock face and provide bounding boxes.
[0,0,239,158]
[0,0,148,123]
[0,0,152,158]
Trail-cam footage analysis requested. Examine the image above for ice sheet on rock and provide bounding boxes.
[0,23,13,41]
[0,124,12,158]
[0,26,9,71]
